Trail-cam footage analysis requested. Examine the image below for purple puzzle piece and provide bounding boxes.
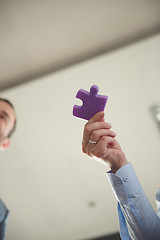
[73,85,108,120]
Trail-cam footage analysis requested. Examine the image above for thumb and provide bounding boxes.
[89,111,105,124]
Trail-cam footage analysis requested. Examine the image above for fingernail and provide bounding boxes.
[98,111,104,117]
[106,122,112,128]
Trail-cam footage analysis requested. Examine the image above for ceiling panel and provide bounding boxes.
[0,0,160,90]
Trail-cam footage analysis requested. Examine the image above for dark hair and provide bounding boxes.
[0,98,16,138]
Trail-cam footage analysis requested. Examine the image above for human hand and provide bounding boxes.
[82,111,128,173]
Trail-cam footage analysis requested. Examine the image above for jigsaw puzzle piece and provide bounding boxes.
[73,85,108,120]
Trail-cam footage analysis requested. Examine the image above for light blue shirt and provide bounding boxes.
[106,163,160,240]
[0,199,9,240]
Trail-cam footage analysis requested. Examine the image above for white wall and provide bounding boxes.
[0,34,160,240]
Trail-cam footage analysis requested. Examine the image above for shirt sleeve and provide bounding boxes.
[106,163,160,240]
[0,199,9,240]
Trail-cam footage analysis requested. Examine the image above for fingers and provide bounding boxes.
[87,135,127,173]
[82,111,115,155]
[90,128,116,143]
[83,121,112,146]
[89,136,120,158]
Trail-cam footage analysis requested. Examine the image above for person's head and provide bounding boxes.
[0,98,16,151]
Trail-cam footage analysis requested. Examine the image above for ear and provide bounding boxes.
[0,138,10,151]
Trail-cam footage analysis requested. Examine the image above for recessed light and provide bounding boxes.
[88,201,96,207]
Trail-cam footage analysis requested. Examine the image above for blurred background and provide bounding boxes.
[0,1,160,239]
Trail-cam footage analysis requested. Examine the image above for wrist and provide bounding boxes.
[110,156,128,174]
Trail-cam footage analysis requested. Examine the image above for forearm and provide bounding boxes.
[107,163,160,240]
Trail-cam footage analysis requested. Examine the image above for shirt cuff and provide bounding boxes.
[106,163,143,202]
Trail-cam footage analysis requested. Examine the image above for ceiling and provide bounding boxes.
[0,0,160,91]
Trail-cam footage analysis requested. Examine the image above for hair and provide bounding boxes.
[0,98,16,138]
